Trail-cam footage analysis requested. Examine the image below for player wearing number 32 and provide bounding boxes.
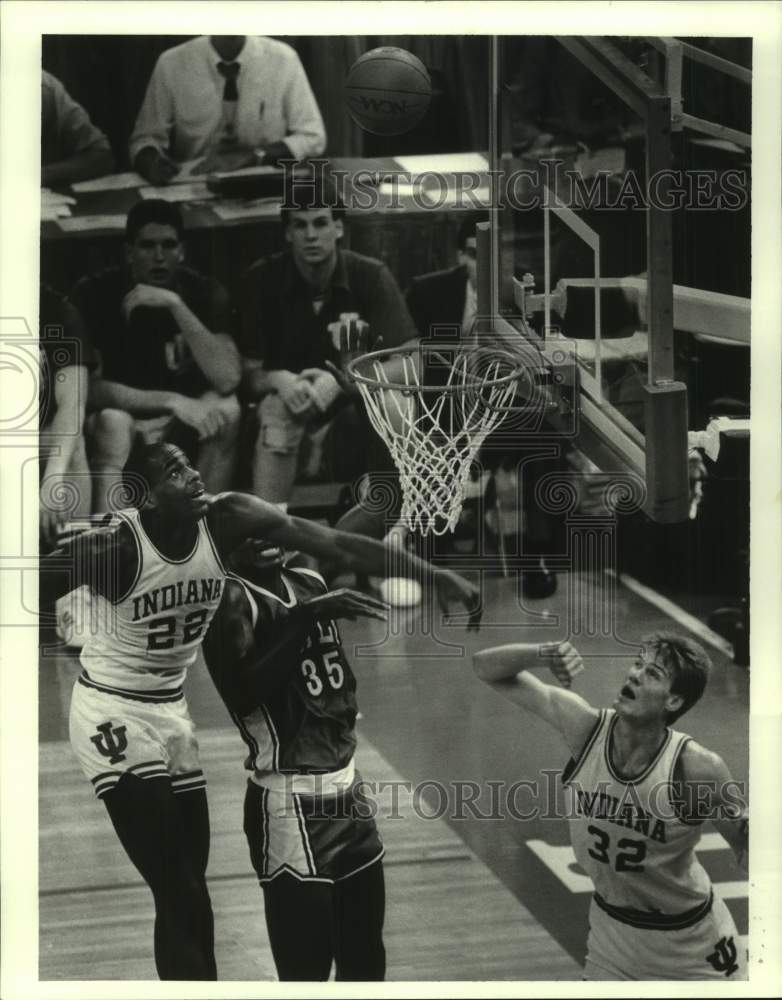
[473,634,747,981]
[39,442,477,982]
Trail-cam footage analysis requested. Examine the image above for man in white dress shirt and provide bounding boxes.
[130,35,326,184]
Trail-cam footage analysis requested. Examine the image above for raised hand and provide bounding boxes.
[327,312,370,354]
[433,568,481,622]
[539,641,584,688]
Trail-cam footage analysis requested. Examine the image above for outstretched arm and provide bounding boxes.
[208,492,479,616]
[675,743,748,872]
[473,641,599,756]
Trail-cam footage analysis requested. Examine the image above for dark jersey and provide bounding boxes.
[238,248,417,373]
[208,558,358,776]
[68,265,231,398]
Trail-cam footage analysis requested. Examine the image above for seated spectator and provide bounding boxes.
[130,35,326,184]
[41,70,114,187]
[69,199,240,512]
[39,285,95,546]
[406,213,485,341]
[238,173,418,522]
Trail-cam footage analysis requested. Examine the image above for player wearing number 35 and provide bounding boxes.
[473,635,748,981]
[39,442,477,981]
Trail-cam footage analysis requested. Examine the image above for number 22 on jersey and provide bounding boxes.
[147,609,209,650]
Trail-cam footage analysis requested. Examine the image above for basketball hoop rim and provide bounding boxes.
[345,343,527,395]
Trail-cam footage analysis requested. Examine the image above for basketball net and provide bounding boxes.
[348,344,522,535]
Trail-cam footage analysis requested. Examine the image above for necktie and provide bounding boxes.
[217,61,240,102]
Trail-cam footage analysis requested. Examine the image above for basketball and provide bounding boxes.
[344,47,432,136]
[379,576,423,608]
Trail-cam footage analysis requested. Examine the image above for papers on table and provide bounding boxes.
[42,189,76,220]
[378,181,418,201]
[70,159,203,193]
[393,152,489,175]
[57,214,127,233]
[383,153,490,208]
[71,172,146,193]
[139,183,215,203]
[211,199,281,221]
[419,184,491,208]
[42,204,72,221]
[42,188,77,206]
[206,165,280,179]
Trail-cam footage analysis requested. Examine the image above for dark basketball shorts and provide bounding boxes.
[243,771,384,884]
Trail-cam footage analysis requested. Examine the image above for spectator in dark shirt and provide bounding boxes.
[39,285,95,545]
[69,200,241,512]
[41,71,114,188]
[239,175,418,518]
[407,214,484,341]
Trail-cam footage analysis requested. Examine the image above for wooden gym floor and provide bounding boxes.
[38,567,749,982]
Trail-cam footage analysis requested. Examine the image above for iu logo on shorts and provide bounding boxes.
[706,935,739,977]
[90,721,129,764]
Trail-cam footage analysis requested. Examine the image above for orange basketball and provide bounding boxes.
[344,47,432,136]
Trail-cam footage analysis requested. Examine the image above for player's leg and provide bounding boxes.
[252,393,307,508]
[244,778,336,979]
[197,391,241,493]
[332,859,386,981]
[86,409,135,513]
[583,956,629,980]
[103,773,217,980]
[581,901,635,980]
[173,785,217,978]
[261,874,335,980]
[332,398,403,541]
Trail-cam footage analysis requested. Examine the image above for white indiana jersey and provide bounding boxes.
[80,508,226,694]
[564,709,712,921]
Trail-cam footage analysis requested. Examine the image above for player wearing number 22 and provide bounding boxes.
[39,442,477,981]
[473,634,747,981]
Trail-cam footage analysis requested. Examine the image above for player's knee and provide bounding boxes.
[257,394,306,455]
[218,393,241,436]
[207,392,242,444]
[89,409,135,465]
